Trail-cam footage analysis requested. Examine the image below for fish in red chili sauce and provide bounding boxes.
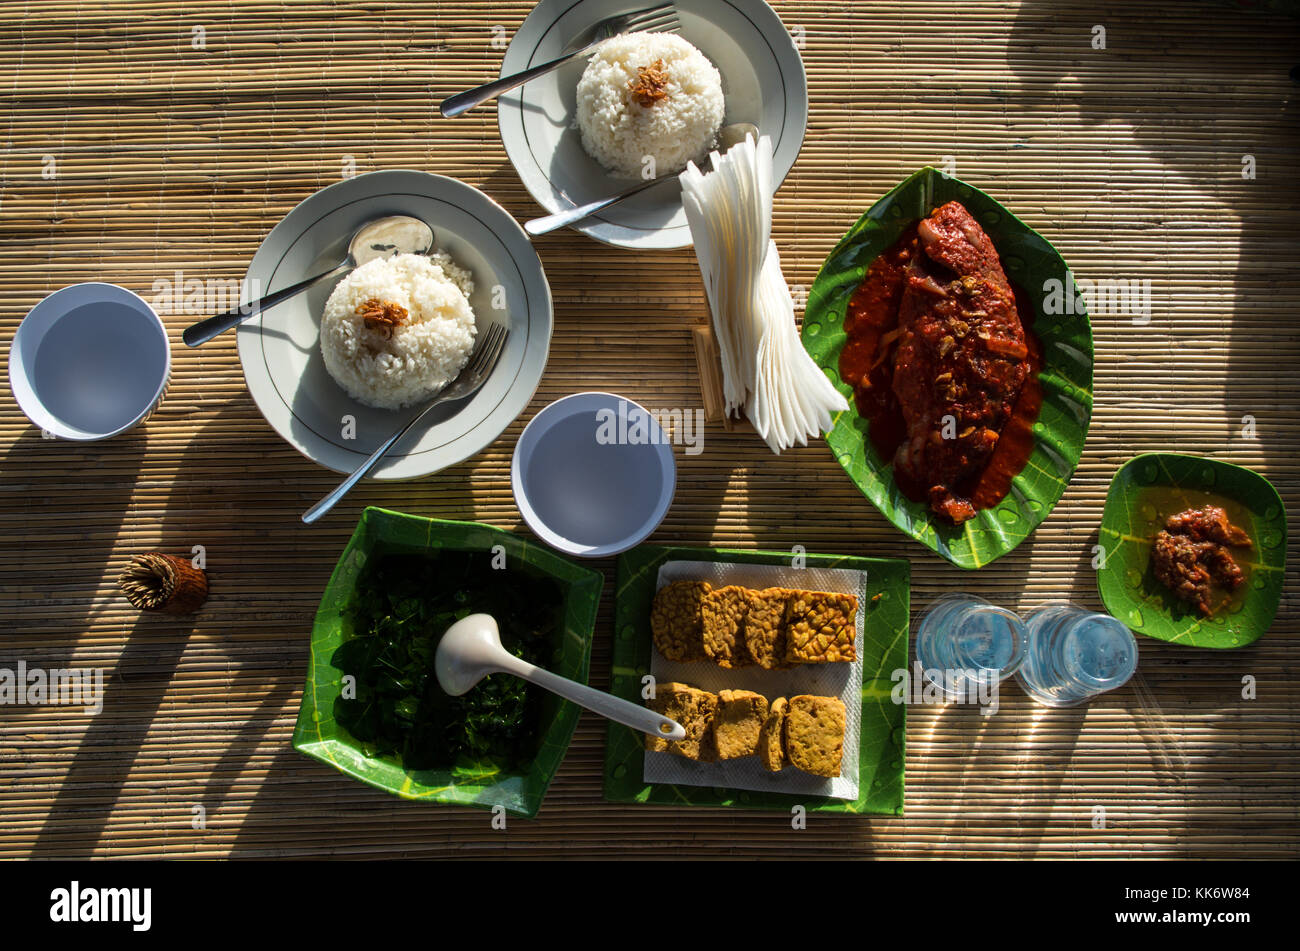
[838,202,1035,524]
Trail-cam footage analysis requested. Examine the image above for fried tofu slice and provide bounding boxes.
[743,587,796,670]
[713,689,770,760]
[643,682,718,762]
[785,695,846,778]
[700,585,758,668]
[756,696,789,772]
[650,580,712,662]
[783,590,858,664]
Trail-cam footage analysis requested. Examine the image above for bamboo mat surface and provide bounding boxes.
[1,0,1298,859]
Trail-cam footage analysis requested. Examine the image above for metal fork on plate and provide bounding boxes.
[439,3,680,118]
[302,323,509,524]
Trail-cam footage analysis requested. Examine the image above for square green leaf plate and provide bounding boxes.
[603,545,909,815]
[1096,453,1287,648]
[800,167,1094,569]
[292,507,604,817]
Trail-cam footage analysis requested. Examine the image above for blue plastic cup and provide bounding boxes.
[1015,601,1139,707]
[914,594,1029,700]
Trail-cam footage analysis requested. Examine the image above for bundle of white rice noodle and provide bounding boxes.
[680,134,847,453]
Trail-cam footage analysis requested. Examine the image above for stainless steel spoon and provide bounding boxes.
[182,215,434,347]
[524,122,759,237]
[436,613,686,741]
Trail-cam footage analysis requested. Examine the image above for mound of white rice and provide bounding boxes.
[319,252,476,410]
[576,33,724,179]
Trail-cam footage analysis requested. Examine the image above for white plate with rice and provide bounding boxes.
[236,170,553,479]
[497,0,807,250]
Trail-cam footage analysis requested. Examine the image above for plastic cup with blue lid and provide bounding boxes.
[1016,601,1139,707]
[914,593,1029,701]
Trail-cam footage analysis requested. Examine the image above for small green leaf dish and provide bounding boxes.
[801,167,1094,569]
[292,506,604,817]
[603,544,909,815]
[1096,453,1286,649]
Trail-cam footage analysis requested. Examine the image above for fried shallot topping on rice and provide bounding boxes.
[628,59,670,107]
[356,297,408,338]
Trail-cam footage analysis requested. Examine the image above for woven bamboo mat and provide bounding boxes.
[1,0,1298,859]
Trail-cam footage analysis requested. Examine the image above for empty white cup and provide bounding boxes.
[8,283,170,440]
[512,392,677,558]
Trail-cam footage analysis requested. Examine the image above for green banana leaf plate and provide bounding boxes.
[603,544,909,815]
[801,167,1094,569]
[1096,453,1287,648]
[292,507,604,818]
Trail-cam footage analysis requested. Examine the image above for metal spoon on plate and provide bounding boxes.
[436,613,686,741]
[524,123,759,237]
[182,215,434,347]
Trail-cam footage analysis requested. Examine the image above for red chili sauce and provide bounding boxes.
[837,224,1044,514]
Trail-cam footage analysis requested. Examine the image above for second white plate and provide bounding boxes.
[237,170,553,479]
[498,0,808,250]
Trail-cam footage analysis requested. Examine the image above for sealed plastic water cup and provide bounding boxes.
[1016,601,1139,707]
[914,594,1028,700]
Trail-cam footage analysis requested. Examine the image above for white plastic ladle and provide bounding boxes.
[435,613,685,741]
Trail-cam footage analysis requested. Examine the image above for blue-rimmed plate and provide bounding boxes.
[237,169,553,478]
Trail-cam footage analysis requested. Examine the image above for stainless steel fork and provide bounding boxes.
[302,322,510,524]
[439,3,680,118]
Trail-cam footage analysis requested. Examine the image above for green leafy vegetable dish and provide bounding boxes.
[293,507,603,817]
[1096,453,1286,649]
[801,167,1094,569]
[334,551,560,771]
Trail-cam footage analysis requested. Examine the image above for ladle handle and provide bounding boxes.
[183,259,350,347]
[497,654,685,741]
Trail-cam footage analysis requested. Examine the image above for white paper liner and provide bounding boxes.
[642,559,865,801]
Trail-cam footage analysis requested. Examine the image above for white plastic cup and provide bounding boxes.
[511,392,677,558]
[8,283,171,440]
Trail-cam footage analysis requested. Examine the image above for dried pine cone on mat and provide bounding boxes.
[117,553,208,615]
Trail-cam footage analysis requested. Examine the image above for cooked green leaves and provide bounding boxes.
[333,551,563,771]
